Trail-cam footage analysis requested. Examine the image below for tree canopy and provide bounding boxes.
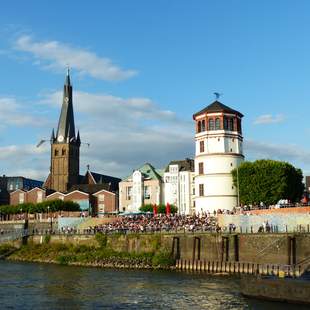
[231,159,304,205]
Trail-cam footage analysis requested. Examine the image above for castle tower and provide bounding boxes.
[50,69,81,192]
[193,100,244,213]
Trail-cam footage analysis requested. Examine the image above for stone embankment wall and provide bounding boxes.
[28,232,310,265]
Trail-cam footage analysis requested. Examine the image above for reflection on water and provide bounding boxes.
[0,261,307,309]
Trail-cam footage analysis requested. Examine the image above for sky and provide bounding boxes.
[1,0,310,180]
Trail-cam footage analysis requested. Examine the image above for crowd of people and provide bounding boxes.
[84,214,220,234]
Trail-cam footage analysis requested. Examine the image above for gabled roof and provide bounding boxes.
[193,100,243,118]
[81,171,121,192]
[69,183,116,194]
[165,158,194,172]
[122,163,163,181]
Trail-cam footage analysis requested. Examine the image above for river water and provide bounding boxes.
[0,261,307,309]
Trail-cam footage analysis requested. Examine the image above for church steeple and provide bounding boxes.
[50,69,80,193]
[56,68,76,143]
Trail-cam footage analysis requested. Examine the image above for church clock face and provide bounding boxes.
[58,135,64,142]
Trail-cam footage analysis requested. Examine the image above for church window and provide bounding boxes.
[200,141,204,153]
[199,184,204,196]
[55,149,59,156]
[215,117,220,130]
[224,117,228,130]
[208,118,214,130]
[201,120,206,131]
[198,162,204,175]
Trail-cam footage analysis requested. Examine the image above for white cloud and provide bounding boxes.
[253,114,285,125]
[14,35,137,81]
[2,90,193,180]
[0,97,47,127]
[244,139,310,168]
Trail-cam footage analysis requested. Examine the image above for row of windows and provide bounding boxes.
[199,139,237,153]
[54,149,79,156]
[197,117,241,133]
[198,162,235,174]
[126,186,151,200]
[54,149,67,156]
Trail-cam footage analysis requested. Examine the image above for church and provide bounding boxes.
[10,70,121,215]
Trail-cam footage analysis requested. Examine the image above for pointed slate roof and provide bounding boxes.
[122,163,163,182]
[56,69,76,141]
[193,100,243,118]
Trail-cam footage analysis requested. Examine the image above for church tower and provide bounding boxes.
[193,100,244,213]
[50,69,81,192]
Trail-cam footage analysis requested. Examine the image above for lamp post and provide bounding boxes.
[47,206,50,220]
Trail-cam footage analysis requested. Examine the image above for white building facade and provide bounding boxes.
[119,163,164,213]
[164,159,195,215]
[193,100,244,213]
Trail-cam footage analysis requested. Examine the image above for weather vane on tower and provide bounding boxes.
[213,92,223,100]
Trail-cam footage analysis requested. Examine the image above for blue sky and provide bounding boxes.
[1,0,310,180]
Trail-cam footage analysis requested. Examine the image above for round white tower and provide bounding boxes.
[193,100,244,213]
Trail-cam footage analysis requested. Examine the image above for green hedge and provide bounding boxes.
[139,204,177,214]
[0,199,80,215]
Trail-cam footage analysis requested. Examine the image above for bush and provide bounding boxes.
[152,250,175,267]
[95,233,108,247]
[140,204,177,214]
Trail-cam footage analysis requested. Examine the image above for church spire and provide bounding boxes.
[56,69,76,143]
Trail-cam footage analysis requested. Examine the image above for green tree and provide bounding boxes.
[231,159,304,205]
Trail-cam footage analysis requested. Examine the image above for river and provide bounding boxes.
[0,261,307,309]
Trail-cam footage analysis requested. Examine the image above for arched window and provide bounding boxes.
[197,121,201,133]
[223,117,228,130]
[62,149,66,156]
[201,120,206,131]
[54,149,59,156]
[229,118,234,131]
[208,118,214,131]
[215,117,220,130]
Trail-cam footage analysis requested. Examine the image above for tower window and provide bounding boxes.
[199,184,204,196]
[62,149,66,156]
[215,117,220,130]
[208,118,214,131]
[197,121,202,133]
[224,117,228,130]
[201,120,206,131]
[229,118,234,131]
[198,162,204,175]
[54,149,59,156]
[200,141,204,153]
